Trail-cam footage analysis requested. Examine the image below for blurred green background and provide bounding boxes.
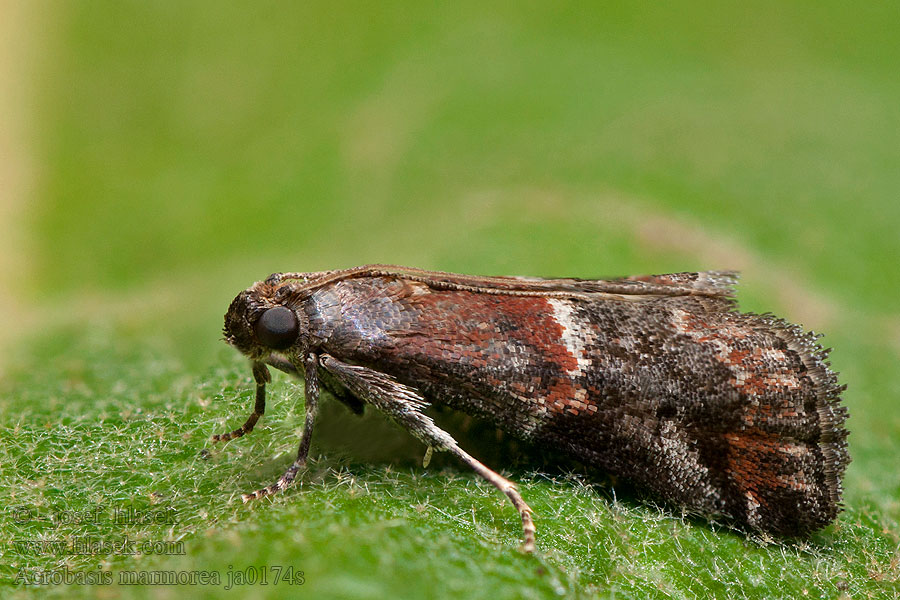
[2,1,898,598]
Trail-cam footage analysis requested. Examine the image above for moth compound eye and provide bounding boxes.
[254,306,298,350]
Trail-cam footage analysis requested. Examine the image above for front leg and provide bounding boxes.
[242,353,320,501]
[319,354,537,553]
[211,361,270,442]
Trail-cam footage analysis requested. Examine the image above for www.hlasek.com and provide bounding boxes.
[12,537,185,556]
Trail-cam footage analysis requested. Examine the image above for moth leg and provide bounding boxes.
[319,354,536,553]
[212,362,270,442]
[453,447,536,554]
[242,353,319,502]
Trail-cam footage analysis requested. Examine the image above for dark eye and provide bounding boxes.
[254,306,299,350]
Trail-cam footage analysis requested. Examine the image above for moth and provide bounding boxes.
[216,264,849,551]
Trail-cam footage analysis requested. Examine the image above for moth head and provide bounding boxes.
[223,284,307,358]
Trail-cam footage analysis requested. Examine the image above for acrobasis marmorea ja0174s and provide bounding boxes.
[214,264,849,552]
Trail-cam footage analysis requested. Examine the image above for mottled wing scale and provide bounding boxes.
[293,268,848,536]
[553,294,847,534]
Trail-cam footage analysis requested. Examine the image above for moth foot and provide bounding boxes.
[240,459,306,503]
